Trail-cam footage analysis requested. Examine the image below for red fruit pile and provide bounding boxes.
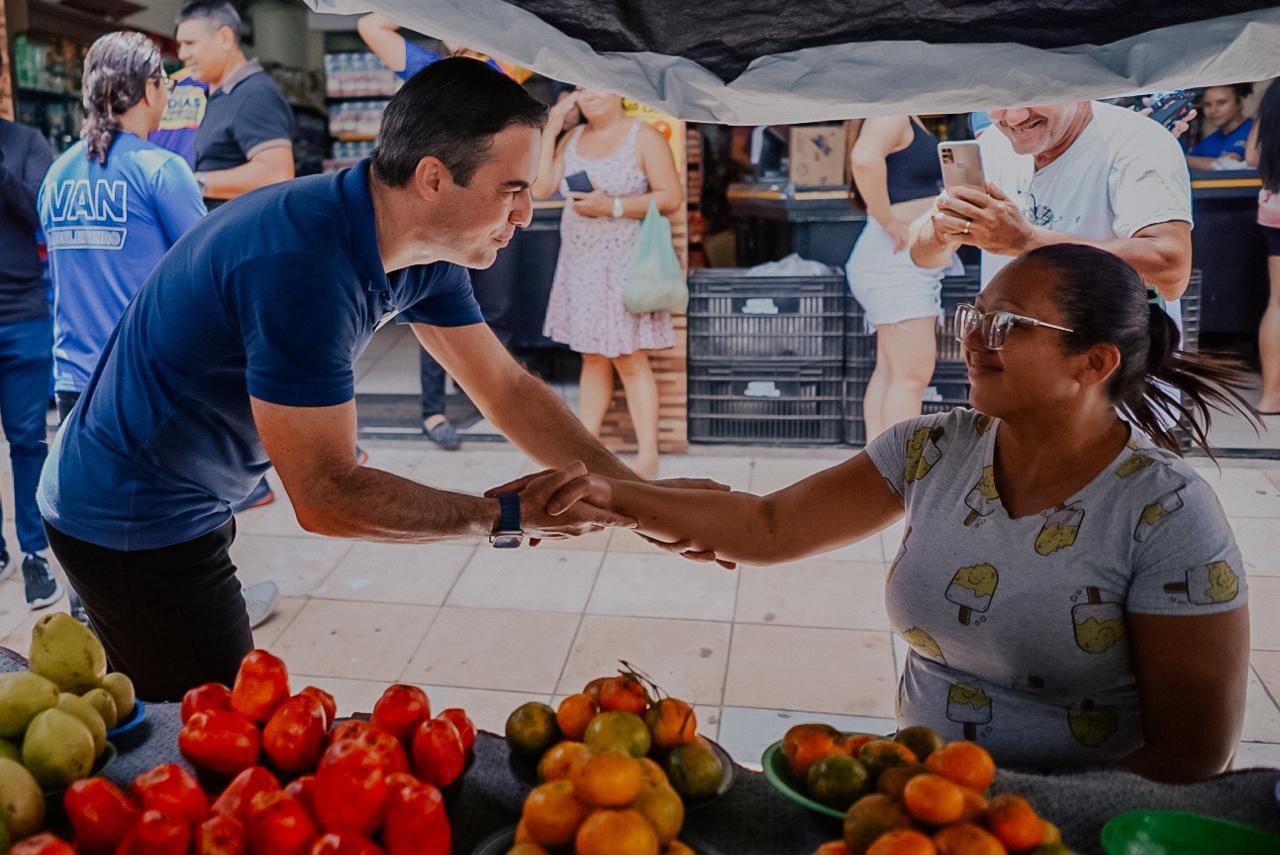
[8,649,476,855]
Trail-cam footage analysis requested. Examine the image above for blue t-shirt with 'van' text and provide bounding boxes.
[39,132,206,393]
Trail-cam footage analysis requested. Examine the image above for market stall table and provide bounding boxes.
[3,648,1278,854]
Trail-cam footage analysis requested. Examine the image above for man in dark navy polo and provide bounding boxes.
[37,59,643,700]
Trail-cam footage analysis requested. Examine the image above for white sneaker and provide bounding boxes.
[243,581,280,629]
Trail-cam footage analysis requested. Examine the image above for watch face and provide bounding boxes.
[491,534,523,549]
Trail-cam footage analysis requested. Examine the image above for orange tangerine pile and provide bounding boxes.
[784,724,1075,855]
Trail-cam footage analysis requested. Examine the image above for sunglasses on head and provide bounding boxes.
[954,303,1074,351]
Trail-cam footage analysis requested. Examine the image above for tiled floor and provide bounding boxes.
[3,436,1279,774]
[3,327,1279,769]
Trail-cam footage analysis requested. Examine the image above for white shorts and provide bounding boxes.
[845,217,947,330]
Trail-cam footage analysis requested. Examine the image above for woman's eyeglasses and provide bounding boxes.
[152,75,176,93]
[953,304,1074,351]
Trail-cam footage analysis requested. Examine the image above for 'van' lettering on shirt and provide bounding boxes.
[45,179,129,251]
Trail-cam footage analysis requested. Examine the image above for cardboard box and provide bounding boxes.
[789,124,847,187]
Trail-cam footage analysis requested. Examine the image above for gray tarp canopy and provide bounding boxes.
[304,0,1280,123]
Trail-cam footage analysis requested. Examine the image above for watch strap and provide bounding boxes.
[497,492,521,532]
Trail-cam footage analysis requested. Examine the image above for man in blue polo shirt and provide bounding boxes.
[37,59,641,700]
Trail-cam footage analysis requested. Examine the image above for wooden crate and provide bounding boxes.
[597,108,691,456]
[598,314,688,454]
[0,2,13,121]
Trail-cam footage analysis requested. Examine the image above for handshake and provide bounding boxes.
[481,462,735,568]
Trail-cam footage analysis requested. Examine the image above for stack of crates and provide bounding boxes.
[843,267,981,445]
[687,270,847,445]
[921,269,982,417]
[1173,271,1203,452]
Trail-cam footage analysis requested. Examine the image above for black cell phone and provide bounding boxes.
[564,170,594,194]
[1146,90,1195,130]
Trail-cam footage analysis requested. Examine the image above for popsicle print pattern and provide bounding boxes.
[1035,503,1085,556]
[1134,487,1185,543]
[946,563,999,625]
[904,426,945,483]
[1116,452,1155,479]
[963,466,1000,526]
[887,527,910,583]
[1163,561,1241,606]
[1067,698,1118,748]
[946,682,992,741]
[1072,586,1125,654]
[901,627,944,665]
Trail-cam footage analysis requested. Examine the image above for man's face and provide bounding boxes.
[431,124,540,269]
[987,104,1083,157]
[176,19,230,84]
[1201,87,1243,131]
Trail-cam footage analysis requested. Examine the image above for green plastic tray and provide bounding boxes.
[1101,810,1280,855]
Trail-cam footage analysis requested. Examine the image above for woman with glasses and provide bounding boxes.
[538,244,1258,781]
[39,31,206,424]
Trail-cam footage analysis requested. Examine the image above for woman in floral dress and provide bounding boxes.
[533,89,683,479]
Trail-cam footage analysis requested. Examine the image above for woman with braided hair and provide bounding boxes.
[39,31,206,424]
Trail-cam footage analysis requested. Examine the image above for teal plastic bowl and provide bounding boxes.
[1101,810,1280,855]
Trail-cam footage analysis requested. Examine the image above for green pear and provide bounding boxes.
[0,738,19,762]
[0,757,45,839]
[56,693,107,758]
[0,671,59,739]
[81,687,119,730]
[21,708,94,790]
[98,672,135,721]
[28,613,107,693]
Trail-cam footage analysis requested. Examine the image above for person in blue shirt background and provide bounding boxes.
[356,12,510,454]
[36,58,705,700]
[40,32,207,424]
[1188,83,1254,170]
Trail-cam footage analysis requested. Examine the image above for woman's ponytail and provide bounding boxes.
[82,32,163,166]
[1121,301,1256,456]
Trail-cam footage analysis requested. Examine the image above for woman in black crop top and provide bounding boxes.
[846,116,948,441]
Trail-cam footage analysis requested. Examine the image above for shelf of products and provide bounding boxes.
[322,52,402,173]
[11,34,87,152]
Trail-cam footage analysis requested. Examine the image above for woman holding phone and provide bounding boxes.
[846,115,949,441]
[532,90,684,479]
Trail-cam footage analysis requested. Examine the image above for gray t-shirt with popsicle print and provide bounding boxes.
[865,408,1246,770]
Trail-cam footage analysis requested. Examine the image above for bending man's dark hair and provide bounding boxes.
[1032,244,1258,456]
[175,0,243,43]
[1255,82,1280,194]
[81,31,164,166]
[371,56,548,188]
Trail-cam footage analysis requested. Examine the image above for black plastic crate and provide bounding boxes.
[1179,270,1202,352]
[844,269,979,368]
[688,362,844,445]
[935,272,982,365]
[688,270,847,363]
[843,373,871,447]
[921,364,972,415]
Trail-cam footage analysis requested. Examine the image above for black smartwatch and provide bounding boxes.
[489,492,523,549]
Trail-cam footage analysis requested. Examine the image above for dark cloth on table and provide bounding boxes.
[2,648,1275,855]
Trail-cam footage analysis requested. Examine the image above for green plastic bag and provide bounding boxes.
[623,199,688,313]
